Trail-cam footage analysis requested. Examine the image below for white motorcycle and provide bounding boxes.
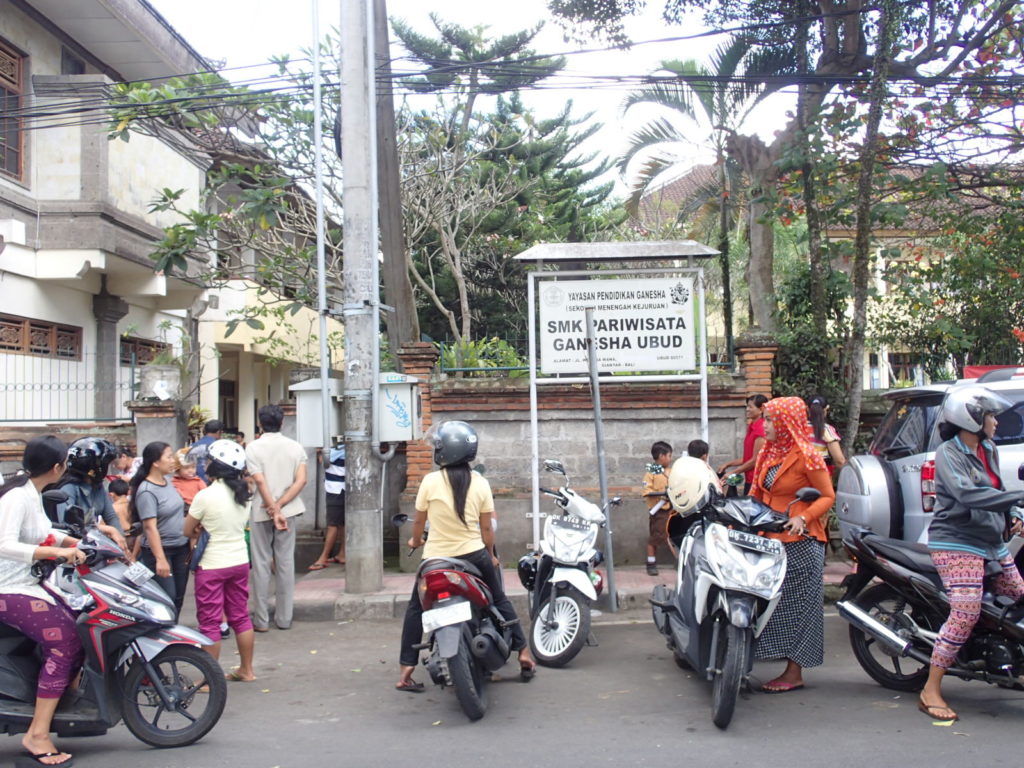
[517,459,619,667]
[651,485,821,728]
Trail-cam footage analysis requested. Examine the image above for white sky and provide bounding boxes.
[148,0,791,197]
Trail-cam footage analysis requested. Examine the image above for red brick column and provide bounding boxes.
[735,338,778,399]
[397,342,439,494]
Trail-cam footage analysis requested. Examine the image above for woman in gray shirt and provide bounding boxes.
[129,442,189,619]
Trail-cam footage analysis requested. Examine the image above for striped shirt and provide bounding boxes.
[325,446,345,498]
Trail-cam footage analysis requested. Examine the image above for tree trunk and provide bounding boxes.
[796,6,828,341]
[728,132,777,333]
[844,0,897,456]
[717,151,734,359]
[374,0,420,364]
[746,196,776,332]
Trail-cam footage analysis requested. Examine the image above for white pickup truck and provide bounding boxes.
[836,371,1024,544]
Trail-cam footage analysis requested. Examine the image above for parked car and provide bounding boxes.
[836,369,1024,544]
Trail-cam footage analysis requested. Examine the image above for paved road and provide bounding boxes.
[5,611,1024,768]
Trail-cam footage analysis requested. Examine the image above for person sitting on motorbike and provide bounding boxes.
[395,421,536,692]
[0,436,86,766]
[53,438,129,555]
[919,386,1024,722]
[750,396,835,694]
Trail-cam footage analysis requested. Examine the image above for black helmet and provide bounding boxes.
[430,421,478,467]
[517,553,539,590]
[67,438,117,480]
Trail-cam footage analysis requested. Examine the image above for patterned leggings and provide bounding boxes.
[930,550,1024,669]
[0,593,83,698]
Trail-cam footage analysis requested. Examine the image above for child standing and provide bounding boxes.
[687,439,725,492]
[108,478,133,541]
[171,450,207,514]
[642,441,674,576]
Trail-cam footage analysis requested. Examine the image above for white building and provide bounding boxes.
[0,0,338,444]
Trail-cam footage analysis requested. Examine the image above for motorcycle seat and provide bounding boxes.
[863,535,938,575]
[419,557,484,579]
[0,622,27,640]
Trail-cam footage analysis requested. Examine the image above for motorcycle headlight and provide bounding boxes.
[705,525,780,597]
[141,598,176,623]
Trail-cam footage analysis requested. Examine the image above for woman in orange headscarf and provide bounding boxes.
[751,396,836,693]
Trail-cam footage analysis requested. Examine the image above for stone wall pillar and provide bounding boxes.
[735,329,778,399]
[92,281,129,420]
[127,401,188,452]
[396,342,439,494]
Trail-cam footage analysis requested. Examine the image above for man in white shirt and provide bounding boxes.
[245,404,307,631]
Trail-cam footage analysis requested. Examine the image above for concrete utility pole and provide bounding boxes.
[340,0,383,592]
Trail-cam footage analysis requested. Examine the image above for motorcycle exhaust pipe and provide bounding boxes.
[470,634,507,672]
[837,600,912,657]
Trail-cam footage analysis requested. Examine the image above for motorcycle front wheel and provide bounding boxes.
[711,623,750,730]
[122,645,227,747]
[529,589,590,667]
[848,583,930,691]
[449,636,488,721]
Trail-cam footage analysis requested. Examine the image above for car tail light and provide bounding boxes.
[921,460,936,512]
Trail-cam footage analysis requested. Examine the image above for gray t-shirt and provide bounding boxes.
[136,478,187,549]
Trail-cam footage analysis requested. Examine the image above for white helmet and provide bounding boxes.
[208,439,246,472]
[667,456,719,516]
[942,385,1012,433]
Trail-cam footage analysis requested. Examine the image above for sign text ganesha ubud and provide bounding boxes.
[538,277,696,374]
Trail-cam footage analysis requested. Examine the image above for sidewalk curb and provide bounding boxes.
[293,560,854,622]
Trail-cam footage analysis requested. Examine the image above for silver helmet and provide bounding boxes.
[941,385,1012,433]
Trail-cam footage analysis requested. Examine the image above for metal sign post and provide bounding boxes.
[585,307,616,612]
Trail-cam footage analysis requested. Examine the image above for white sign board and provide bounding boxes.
[538,277,696,374]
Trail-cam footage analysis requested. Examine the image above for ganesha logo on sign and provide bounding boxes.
[538,277,697,374]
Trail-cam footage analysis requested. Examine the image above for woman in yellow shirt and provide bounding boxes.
[396,421,535,691]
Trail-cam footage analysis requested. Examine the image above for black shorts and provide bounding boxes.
[326,494,345,526]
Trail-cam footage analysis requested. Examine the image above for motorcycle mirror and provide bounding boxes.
[794,487,822,503]
[391,513,409,527]
[42,489,69,505]
[610,496,622,506]
[63,505,87,531]
[473,463,486,475]
[1018,463,1023,481]
[543,459,566,476]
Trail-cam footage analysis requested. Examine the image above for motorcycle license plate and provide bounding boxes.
[123,561,154,586]
[551,515,589,532]
[422,600,472,633]
[727,529,781,555]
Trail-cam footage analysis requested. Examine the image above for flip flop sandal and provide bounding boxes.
[307,562,328,571]
[395,679,426,693]
[918,697,958,721]
[22,752,74,767]
[520,662,537,682]
[225,668,257,682]
[761,680,804,694]
[327,557,345,565]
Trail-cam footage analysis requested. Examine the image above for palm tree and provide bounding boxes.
[620,38,786,356]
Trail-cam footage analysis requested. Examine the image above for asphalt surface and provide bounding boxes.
[6,611,1024,768]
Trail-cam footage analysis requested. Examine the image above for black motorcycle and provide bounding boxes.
[838,516,1024,694]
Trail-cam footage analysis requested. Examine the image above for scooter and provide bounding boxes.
[517,459,618,667]
[0,494,226,747]
[393,514,524,722]
[650,487,820,729]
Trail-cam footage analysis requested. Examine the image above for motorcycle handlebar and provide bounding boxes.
[539,487,562,497]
